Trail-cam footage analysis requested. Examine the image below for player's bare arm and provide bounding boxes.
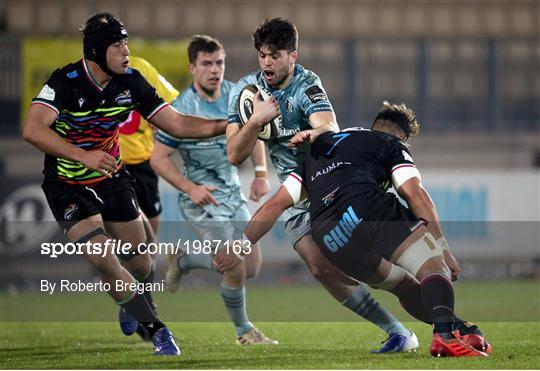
[226,91,280,165]
[288,111,339,147]
[245,185,294,242]
[23,104,115,177]
[151,105,227,139]
[249,140,270,201]
[397,177,460,279]
[214,185,293,272]
[397,177,443,239]
[150,141,218,207]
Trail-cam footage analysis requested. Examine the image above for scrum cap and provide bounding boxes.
[83,13,128,76]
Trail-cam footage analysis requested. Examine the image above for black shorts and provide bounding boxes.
[42,168,140,232]
[125,160,161,218]
[311,189,421,281]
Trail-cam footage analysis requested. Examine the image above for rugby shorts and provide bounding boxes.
[42,167,140,232]
[311,188,421,281]
[179,190,250,241]
[125,160,161,218]
[283,199,312,247]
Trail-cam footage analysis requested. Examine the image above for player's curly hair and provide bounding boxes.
[252,18,298,53]
[188,35,224,64]
[372,101,420,140]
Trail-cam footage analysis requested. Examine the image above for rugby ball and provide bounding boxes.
[238,84,282,141]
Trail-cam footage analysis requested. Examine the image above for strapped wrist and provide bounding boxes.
[233,251,245,261]
[437,236,449,251]
[254,165,267,178]
[255,171,267,178]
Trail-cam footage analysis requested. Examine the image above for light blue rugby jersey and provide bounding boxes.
[156,80,241,201]
[228,64,334,182]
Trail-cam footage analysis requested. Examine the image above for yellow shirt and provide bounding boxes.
[119,57,179,164]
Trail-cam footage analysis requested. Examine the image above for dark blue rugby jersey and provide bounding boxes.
[284,128,419,221]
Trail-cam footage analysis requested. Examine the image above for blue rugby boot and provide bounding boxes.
[152,327,181,355]
[118,307,139,336]
[372,330,418,353]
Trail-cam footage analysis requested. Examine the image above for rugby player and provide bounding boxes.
[225,17,417,352]
[22,13,227,356]
[150,35,276,345]
[217,101,492,357]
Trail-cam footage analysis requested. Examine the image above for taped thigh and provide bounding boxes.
[395,232,444,278]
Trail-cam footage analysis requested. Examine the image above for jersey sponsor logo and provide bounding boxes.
[402,150,413,162]
[78,97,85,108]
[115,89,132,105]
[37,84,55,101]
[304,85,327,104]
[66,70,78,79]
[279,127,300,137]
[311,161,351,181]
[286,98,294,112]
[322,206,362,252]
[322,186,340,207]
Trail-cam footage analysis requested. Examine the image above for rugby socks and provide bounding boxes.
[179,252,217,272]
[453,318,483,336]
[220,283,254,336]
[342,284,409,337]
[395,277,474,334]
[135,267,158,340]
[118,291,164,338]
[396,279,432,323]
[419,273,455,335]
[141,266,157,312]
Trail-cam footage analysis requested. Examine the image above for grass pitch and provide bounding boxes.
[1,281,539,369]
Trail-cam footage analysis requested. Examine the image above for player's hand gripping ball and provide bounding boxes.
[238,84,282,141]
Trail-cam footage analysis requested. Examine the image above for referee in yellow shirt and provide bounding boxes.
[119,56,179,236]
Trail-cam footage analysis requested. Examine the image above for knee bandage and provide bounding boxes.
[370,264,407,290]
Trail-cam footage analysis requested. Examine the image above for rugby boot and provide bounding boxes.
[454,322,492,354]
[430,333,488,357]
[118,307,139,336]
[372,330,418,353]
[165,247,187,293]
[236,327,278,345]
[152,327,181,355]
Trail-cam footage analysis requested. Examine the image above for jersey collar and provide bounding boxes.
[82,58,105,92]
